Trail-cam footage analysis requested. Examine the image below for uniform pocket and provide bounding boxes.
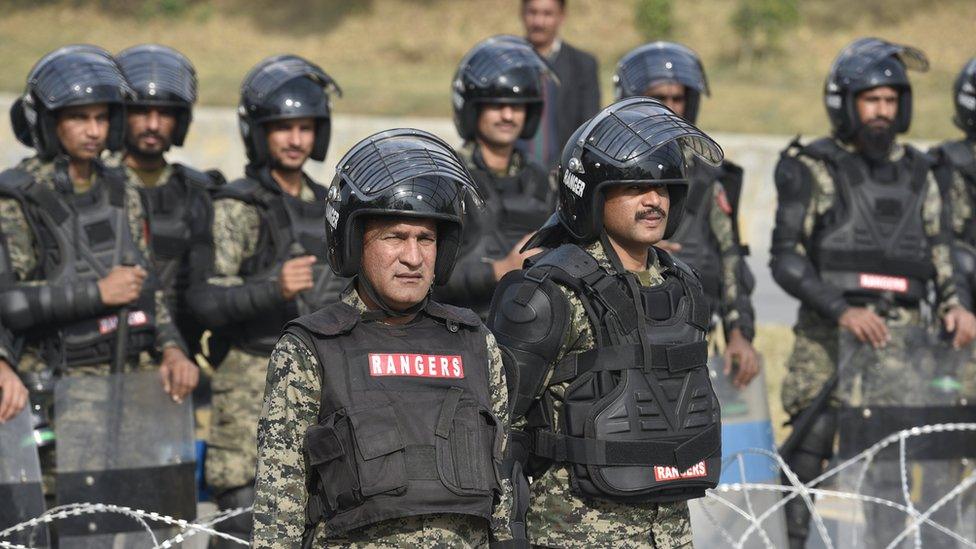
[435,387,500,496]
[305,410,361,516]
[349,405,408,497]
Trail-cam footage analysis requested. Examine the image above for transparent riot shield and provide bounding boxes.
[833,325,976,549]
[689,355,789,548]
[54,371,196,548]
[0,407,49,547]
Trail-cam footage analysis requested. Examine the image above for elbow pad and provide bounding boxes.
[189,279,283,328]
[951,242,976,310]
[0,282,105,332]
[770,253,847,321]
[487,271,571,419]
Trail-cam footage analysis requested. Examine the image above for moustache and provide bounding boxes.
[635,207,666,221]
[138,131,166,141]
[865,117,893,127]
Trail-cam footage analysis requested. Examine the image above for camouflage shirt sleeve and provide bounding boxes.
[485,330,515,543]
[948,169,973,238]
[706,182,747,334]
[0,197,39,280]
[252,332,321,548]
[921,172,963,315]
[209,197,263,285]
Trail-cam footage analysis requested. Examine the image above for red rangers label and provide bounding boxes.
[858,273,908,293]
[653,461,708,482]
[98,310,149,335]
[368,353,465,379]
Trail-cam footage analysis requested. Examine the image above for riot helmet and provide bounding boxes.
[326,128,484,285]
[613,41,709,124]
[116,44,197,146]
[10,44,132,159]
[238,54,341,165]
[526,97,723,249]
[953,57,976,138]
[452,35,555,141]
[824,37,928,142]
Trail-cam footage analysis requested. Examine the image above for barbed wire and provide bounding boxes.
[2,423,974,548]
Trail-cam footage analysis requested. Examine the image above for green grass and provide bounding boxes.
[0,0,974,137]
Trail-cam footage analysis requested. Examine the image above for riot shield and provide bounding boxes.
[54,371,196,548]
[833,325,976,548]
[0,407,48,547]
[689,355,788,548]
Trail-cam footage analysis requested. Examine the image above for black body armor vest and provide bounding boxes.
[217,169,346,355]
[935,139,976,244]
[516,244,721,503]
[139,164,216,355]
[287,300,501,538]
[803,139,934,305]
[8,167,157,367]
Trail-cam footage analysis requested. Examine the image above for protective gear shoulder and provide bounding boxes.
[488,268,573,418]
[173,163,220,191]
[425,300,482,328]
[285,301,360,338]
[213,177,262,204]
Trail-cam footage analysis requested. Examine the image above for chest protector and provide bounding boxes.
[804,138,934,305]
[218,174,346,354]
[16,170,157,367]
[520,244,721,503]
[466,162,552,261]
[287,300,501,537]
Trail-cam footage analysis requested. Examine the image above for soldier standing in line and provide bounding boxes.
[252,129,515,548]
[187,54,347,545]
[614,41,759,387]
[769,38,976,548]
[488,97,725,548]
[436,35,555,318]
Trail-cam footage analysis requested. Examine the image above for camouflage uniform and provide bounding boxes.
[204,180,318,492]
[252,289,514,548]
[777,140,960,416]
[518,241,692,549]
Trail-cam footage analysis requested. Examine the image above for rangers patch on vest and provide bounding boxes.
[98,310,149,335]
[563,171,585,197]
[368,353,465,379]
[653,461,708,482]
[858,273,909,293]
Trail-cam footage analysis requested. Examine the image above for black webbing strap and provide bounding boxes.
[435,386,464,439]
[551,341,708,383]
[533,423,719,470]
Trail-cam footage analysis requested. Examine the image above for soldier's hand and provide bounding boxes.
[838,307,889,348]
[0,360,29,423]
[493,233,542,281]
[279,255,316,300]
[97,265,147,306]
[656,240,682,253]
[159,346,199,403]
[943,306,976,349]
[723,328,759,389]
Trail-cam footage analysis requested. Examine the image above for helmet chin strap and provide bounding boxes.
[355,273,428,321]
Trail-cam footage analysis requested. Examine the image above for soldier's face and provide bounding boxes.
[602,184,671,247]
[522,0,564,49]
[855,86,898,127]
[643,82,687,119]
[477,103,526,148]
[360,217,438,311]
[56,103,110,161]
[126,106,177,157]
[265,117,315,172]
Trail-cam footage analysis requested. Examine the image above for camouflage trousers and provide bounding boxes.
[205,347,270,492]
[307,514,490,548]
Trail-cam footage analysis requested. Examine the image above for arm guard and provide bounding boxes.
[187,277,285,329]
[769,155,849,321]
[951,241,976,311]
[723,251,757,341]
[0,281,107,332]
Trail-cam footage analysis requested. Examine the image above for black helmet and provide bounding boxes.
[10,44,132,159]
[613,41,709,124]
[238,54,341,165]
[824,37,928,142]
[953,57,976,138]
[526,97,723,249]
[452,35,556,141]
[116,44,197,146]
[326,129,484,284]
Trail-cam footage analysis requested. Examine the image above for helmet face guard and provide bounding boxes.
[326,129,484,284]
[613,41,709,124]
[527,97,722,249]
[953,57,976,137]
[238,54,341,165]
[824,37,928,141]
[16,45,132,159]
[452,34,556,141]
[117,44,198,147]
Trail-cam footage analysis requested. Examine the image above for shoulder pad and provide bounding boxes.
[940,140,976,169]
[798,137,840,162]
[425,300,482,328]
[207,169,227,186]
[213,177,263,203]
[774,153,814,199]
[528,243,601,280]
[0,168,33,197]
[174,163,219,190]
[286,301,359,337]
[901,143,935,167]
